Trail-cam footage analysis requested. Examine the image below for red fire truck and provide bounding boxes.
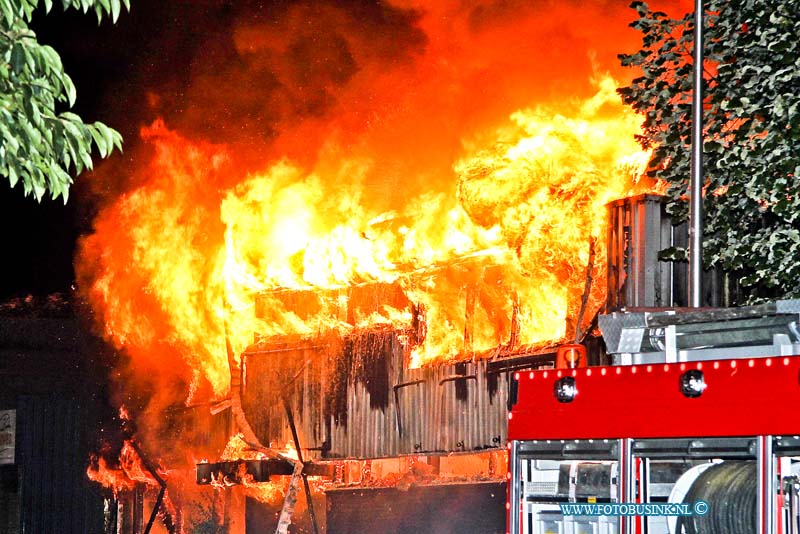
[507,301,800,534]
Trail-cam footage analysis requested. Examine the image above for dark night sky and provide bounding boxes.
[1,2,146,298]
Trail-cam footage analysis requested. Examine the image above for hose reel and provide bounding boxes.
[676,461,756,534]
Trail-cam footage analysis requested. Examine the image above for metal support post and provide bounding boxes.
[509,441,521,534]
[619,438,635,534]
[758,435,776,534]
[689,0,705,307]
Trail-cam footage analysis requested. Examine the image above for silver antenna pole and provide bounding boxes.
[689,0,704,307]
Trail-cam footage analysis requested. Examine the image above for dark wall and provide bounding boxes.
[15,396,106,534]
[0,301,114,534]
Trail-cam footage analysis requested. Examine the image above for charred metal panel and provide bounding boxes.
[196,459,294,485]
[243,270,549,459]
[241,333,516,459]
[606,194,740,310]
[241,338,330,453]
[325,481,506,534]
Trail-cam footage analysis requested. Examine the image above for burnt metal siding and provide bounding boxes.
[242,333,511,459]
[17,396,104,534]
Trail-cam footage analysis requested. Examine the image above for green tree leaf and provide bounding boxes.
[619,0,800,302]
[0,0,129,202]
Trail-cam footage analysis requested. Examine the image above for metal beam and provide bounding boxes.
[689,0,705,307]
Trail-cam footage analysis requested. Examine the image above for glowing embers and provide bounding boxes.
[196,459,294,486]
[253,255,537,367]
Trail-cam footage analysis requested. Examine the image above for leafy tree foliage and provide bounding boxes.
[618,1,800,301]
[0,0,128,201]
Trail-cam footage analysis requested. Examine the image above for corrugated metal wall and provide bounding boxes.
[16,396,105,534]
[241,331,512,459]
[0,310,114,534]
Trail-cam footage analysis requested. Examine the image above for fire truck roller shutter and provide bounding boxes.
[674,461,756,534]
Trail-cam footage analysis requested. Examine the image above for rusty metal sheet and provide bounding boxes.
[241,331,517,460]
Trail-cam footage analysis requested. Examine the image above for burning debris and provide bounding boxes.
[79,76,652,393]
[86,408,178,533]
[87,439,178,533]
[87,440,158,494]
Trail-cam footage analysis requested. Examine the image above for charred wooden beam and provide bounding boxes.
[196,459,294,485]
[283,396,320,534]
[196,459,333,486]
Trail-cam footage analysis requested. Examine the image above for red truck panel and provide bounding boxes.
[508,356,800,441]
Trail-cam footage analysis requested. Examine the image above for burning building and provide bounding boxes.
[67,0,693,532]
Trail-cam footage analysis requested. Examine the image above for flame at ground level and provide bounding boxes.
[87,440,160,495]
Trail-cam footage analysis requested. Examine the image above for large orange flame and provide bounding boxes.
[81,73,650,397]
[76,3,690,474]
